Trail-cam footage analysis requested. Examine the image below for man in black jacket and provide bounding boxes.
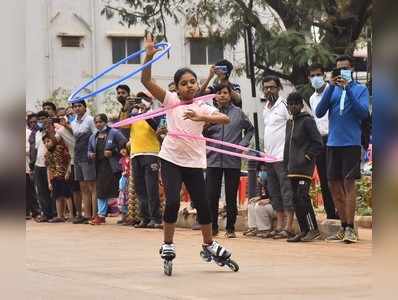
[284,92,323,242]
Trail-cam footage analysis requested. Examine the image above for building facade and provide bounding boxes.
[26,0,295,141]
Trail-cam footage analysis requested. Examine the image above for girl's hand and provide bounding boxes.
[48,183,53,191]
[183,109,206,122]
[144,32,160,57]
[88,152,96,160]
[104,150,112,158]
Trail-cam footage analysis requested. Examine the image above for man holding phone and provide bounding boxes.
[316,55,369,243]
[116,84,133,139]
[199,59,242,108]
[128,91,163,229]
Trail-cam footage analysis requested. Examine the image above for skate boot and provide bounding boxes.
[200,241,239,272]
[159,243,176,276]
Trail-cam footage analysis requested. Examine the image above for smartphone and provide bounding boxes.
[332,68,340,78]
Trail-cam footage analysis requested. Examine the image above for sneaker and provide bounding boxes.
[343,227,358,243]
[203,241,231,259]
[48,217,65,223]
[301,230,321,242]
[225,231,237,238]
[147,221,163,229]
[325,227,345,242]
[72,216,89,224]
[243,228,256,236]
[287,232,307,243]
[160,243,176,260]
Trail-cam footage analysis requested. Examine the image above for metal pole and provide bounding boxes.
[248,112,260,199]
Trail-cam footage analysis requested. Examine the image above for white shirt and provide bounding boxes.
[309,84,329,136]
[159,91,217,169]
[70,112,96,136]
[35,131,47,167]
[263,97,289,162]
[26,128,31,173]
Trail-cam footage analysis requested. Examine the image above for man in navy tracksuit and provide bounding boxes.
[316,55,369,243]
[284,92,323,242]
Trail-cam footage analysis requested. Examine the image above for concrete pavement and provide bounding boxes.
[26,220,372,300]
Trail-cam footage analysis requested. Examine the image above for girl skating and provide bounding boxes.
[140,33,239,275]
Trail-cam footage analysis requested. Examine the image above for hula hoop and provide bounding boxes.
[111,93,216,128]
[68,42,171,103]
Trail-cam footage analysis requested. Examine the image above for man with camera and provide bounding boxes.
[128,91,163,229]
[316,55,369,243]
[116,84,133,139]
[199,59,242,108]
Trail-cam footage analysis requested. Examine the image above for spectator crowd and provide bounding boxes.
[26,54,370,244]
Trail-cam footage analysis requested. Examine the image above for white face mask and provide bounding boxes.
[310,76,325,90]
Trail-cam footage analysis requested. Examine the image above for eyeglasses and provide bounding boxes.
[263,86,278,91]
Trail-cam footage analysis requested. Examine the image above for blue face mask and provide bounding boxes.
[310,76,325,90]
[340,69,352,82]
[37,122,44,129]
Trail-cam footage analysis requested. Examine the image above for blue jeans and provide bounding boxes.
[97,198,108,217]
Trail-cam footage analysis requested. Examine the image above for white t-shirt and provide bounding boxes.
[35,131,47,168]
[263,97,290,162]
[309,84,329,136]
[159,91,218,169]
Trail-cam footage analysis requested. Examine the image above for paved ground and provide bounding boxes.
[26,220,372,300]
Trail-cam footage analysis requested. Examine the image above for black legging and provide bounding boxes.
[206,167,241,232]
[160,159,211,224]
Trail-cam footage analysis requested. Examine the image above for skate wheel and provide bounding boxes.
[226,259,239,272]
[163,259,173,276]
[200,251,211,262]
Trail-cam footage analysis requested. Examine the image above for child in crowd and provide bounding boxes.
[284,92,323,242]
[43,134,73,223]
[118,148,130,224]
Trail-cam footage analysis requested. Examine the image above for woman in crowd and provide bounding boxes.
[88,114,127,225]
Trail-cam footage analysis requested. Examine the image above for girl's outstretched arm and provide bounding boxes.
[141,32,166,103]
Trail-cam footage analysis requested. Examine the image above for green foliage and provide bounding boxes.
[103,0,371,87]
[356,175,372,216]
[310,175,372,216]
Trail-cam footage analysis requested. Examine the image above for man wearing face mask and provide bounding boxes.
[129,91,163,229]
[34,111,55,222]
[116,84,133,139]
[308,63,338,220]
[262,75,295,240]
[316,55,369,243]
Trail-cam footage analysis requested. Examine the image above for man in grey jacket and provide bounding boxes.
[205,84,254,237]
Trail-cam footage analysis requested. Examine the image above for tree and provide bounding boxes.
[101,0,372,90]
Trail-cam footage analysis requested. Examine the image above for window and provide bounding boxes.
[190,38,224,65]
[111,37,142,64]
[60,36,82,47]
